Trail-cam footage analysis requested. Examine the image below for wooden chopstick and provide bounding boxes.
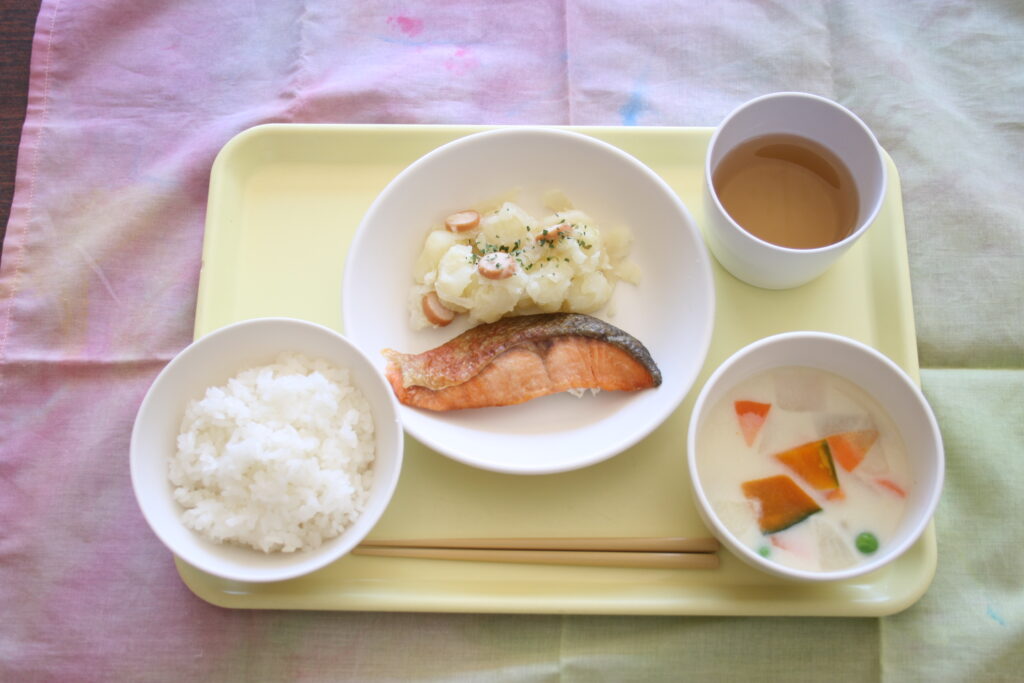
[352,537,720,569]
[352,546,718,569]
[358,536,720,553]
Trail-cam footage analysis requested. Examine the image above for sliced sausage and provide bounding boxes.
[535,222,572,244]
[477,252,516,280]
[421,291,456,326]
[445,210,481,233]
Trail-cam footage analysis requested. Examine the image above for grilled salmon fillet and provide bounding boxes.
[383,313,661,411]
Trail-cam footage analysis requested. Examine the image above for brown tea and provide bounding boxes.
[712,134,860,249]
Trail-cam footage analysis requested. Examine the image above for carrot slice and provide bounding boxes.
[768,534,810,557]
[742,475,822,534]
[826,430,878,472]
[734,400,771,446]
[876,478,907,497]
[775,439,840,492]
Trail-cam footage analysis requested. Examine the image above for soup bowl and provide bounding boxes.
[686,331,943,582]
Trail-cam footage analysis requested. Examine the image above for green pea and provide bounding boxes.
[856,532,879,554]
[757,545,771,558]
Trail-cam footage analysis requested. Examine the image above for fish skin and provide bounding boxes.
[382,313,661,411]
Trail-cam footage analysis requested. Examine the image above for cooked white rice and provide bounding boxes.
[171,352,375,553]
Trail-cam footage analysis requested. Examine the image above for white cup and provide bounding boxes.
[702,92,887,289]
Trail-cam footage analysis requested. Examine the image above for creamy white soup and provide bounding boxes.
[695,366,911,572]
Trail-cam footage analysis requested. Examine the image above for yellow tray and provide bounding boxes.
[183,124,935,615]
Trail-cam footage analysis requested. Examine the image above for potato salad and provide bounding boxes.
[409,197,639,329]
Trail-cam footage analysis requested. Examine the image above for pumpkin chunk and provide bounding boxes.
[775,439,840,492]
[826,430,878,472]
[742,475,822,534]
[734,400,772,446]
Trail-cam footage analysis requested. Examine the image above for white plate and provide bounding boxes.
[342,128,715,474]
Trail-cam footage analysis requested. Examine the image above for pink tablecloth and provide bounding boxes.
[3,1,1022,680]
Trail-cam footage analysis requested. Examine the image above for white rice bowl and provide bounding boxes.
[130,317,403,583]
[171,352,375,553]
